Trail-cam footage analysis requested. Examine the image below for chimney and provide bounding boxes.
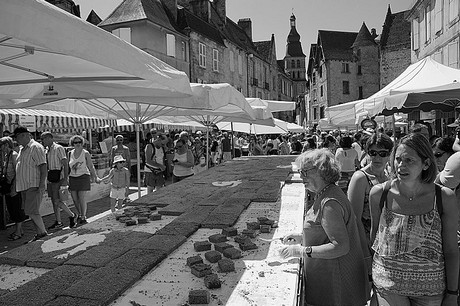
[190,0,211,23]
[238,18,252,40]
[162,0,178,22]
[212,0,226,26]
[371,28,377,39]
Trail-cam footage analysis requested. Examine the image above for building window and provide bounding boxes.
[342,63,350,73]
[448,40,459,68]
[449,0,458,23]
[319,66,323,78]
[181,41,187,61]
[199,43,206,68]
[212,49,219,71]
[297,60,301,68]
[238,54,243,75]
[166,34,176,57]
[230,51,234,72]
[320,85,324,97]
[320,106,325,118]
[112,27,131,43]
[358,86,363,99]
[425,5,431,42]
[412,18,420,50]
[291,60,295,68]
[313,107,317,120]
[343,81,350,95]
[357,65,362,75]
[435,0,443,33]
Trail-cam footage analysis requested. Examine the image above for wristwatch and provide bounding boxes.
[305,246,312,257]
[446,289,459,296]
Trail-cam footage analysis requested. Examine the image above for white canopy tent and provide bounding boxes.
[325,57,460,126]
[217,118,289,135]
[246,98,296,112]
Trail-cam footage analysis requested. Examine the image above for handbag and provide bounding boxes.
[47,169,62,183]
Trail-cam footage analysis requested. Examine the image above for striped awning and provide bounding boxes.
[0,109,116,132]
[100,119,206,133]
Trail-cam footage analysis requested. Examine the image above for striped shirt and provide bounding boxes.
[16,139,46,192]
[46,142,66,170]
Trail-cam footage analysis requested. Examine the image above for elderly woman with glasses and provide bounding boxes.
[280,148,370,306]
[369,133,458,305]
[68,135,101,225]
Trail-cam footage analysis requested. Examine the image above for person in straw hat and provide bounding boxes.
[101,155,130,213]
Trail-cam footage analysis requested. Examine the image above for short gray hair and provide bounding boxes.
[295,148,341,184]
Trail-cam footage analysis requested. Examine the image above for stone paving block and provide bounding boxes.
[187,255,204,267]
[208,233,228,243]
[214,242,233,253]
[223,247,242,259]
[155,221,199,237]
[0,265,95,306]
[103,230,153,249]
[246,221,260,230]
[189,289,210,304]
[133,234,187,255]
[190,263,212,278]
[204,250,222,263]
[106,249,167,275]
[204,273,221,289]
[64,245,129,268]
[158,202,195,216]
[0,289,8,297]
[234,234,252,244]
[201,213,240,229]
[149,213,162,221]
[44,296,101,306]
[212,202,245,215]
[223,197,252,209]
[61,267,141,304]
[194,240,212,252]
[0,240,43,266]
[217,258,235,272]
[174,206,215,224]
[221,227,238,237]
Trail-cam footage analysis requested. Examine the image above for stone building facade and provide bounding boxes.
[96,0,295,120]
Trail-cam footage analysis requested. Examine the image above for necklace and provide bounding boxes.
[315,184,334,199]
[399,182,421,201]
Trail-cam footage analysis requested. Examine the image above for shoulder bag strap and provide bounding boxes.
[435,184,443,216]
[359,169,373,186]
[379,180,391,211]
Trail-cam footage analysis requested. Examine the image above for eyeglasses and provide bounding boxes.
[73,141,82,145]
[434,151,446,158]
[116,139,123,142]
[368,150,390,157]
[298,167,315,177]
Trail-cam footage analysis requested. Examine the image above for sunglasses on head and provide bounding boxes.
[368,150,390,157]
[73,141,82,145]
[434,151,446,158]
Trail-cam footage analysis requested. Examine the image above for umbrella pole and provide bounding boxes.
[392,114,396,137]
[206,119,209,170]
[136,103,142,199]
[231,122,235,158]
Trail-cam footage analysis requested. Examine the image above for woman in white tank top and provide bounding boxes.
[172,139,194,183]
[68,135,101,225]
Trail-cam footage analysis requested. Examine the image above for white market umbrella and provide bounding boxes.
[217,118,288,135]
[0,0,192,104]
[246,98,296,112]
[286,121,305,133]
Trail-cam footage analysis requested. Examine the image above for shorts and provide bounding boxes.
[21,187,43,215]
[69,174,91,191]
[144,171,165,188]
[172,173,194,183]
[110,187,126,200]
[47,181,62,202]
[5,193,26,223]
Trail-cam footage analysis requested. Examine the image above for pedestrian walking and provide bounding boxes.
[101,155,130,212]
[40,132,76,229]
[13,126,48,242]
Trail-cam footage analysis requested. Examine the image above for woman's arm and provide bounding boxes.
[309,200,350,259]
[85,151,101,182]
[100,168,114,182]
[440,187,459,296]
[348,172,367,222]
[369,183,385,244]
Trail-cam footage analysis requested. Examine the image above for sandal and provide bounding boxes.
[8,233,22,241]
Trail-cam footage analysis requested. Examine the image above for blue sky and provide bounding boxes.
[75,0,414,59]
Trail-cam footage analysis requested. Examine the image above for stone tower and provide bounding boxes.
[284,14,306,123]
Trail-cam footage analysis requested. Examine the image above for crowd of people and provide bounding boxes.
[279,122,460,306]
